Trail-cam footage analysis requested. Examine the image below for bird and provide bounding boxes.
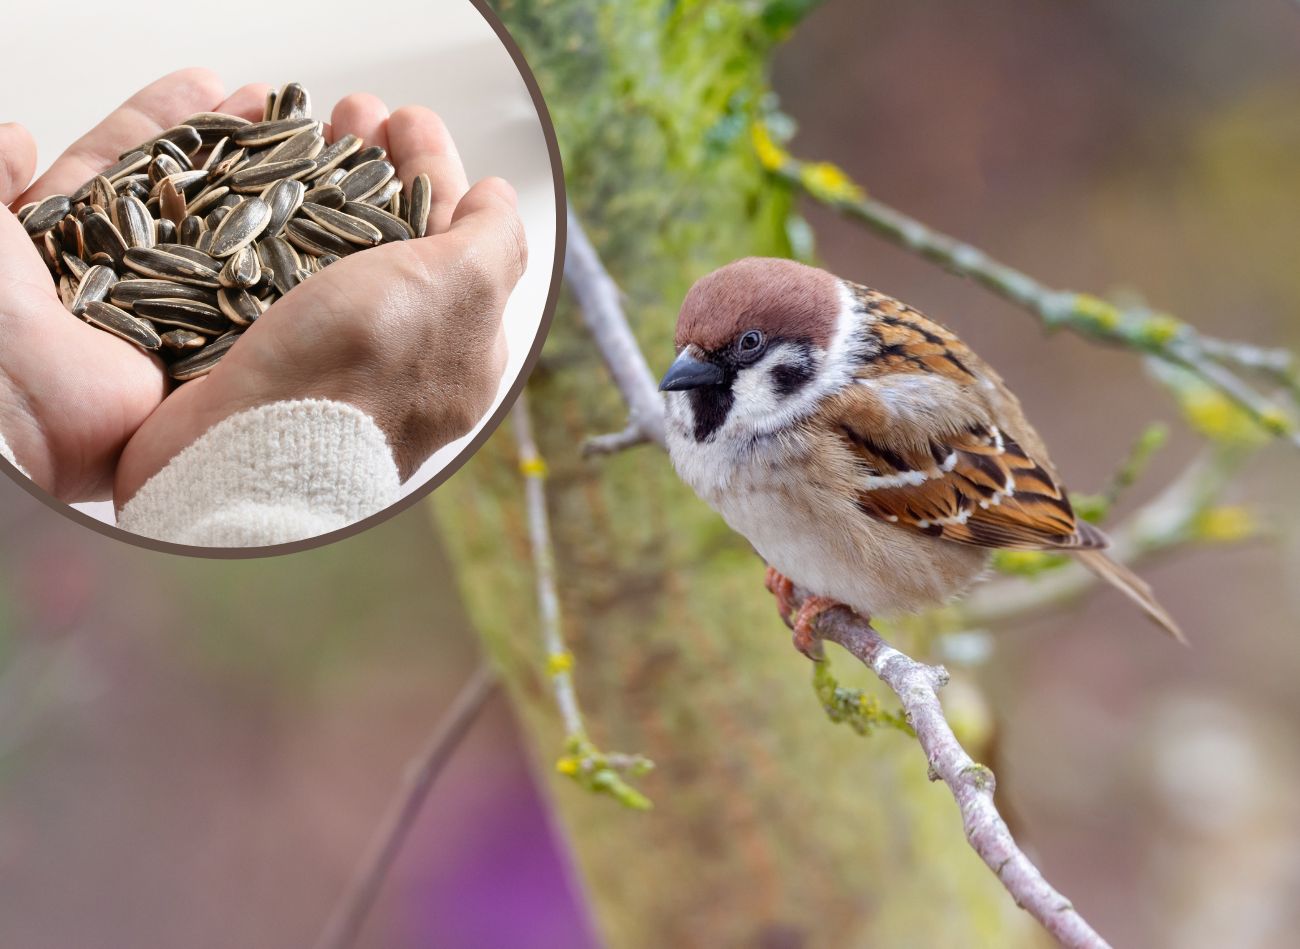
[658,257,1183,656]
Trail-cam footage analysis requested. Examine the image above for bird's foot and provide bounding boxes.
[764,566,798,627]
[791,596,839,661]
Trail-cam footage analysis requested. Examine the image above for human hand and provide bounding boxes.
[0,69,266,501]
[113,96,524,506]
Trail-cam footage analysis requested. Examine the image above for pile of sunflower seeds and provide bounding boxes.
[17,82,432,382]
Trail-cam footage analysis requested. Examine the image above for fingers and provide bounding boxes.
[17,68,225,207]
[215,83,273,122]
[0,123,37,207]
[386,106,468,234]
[330,93,390,152]
[446,177,528,287]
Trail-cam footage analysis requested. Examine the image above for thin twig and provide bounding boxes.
[810,604,1112,949]
[564,210,667,450]
[562,214,1112,943]
[766,149,1300,448]
[313,663,497,949]
[513,392,654,809]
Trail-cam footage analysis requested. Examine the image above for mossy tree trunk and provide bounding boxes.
[434,2,1040,945]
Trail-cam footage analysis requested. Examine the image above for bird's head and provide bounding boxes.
[661,257,860,443]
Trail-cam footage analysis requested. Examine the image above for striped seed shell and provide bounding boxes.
[183,112,252,144]
[228,158,317,193]
[233,118,319,148]
[170,332,239,381]
[217,288,265,326]
[151,137,194,171]
[316,253,340,269]
[262,178,306,235]
[257,236,300,295]
[160,178,187,224]
[209,197,272,257]
[15,201,36,223]
[59,275,76,310]
[88,175,118,210]
[338,159,394,201]
[110,279,218,309]
[156,217,178,245]
[272,82,310,121]
[196,230,216,254]
[103,150,150,182]
[342,201,413,241]
[160,329,207,351]
[22,195,71,235]
[366,178,402,208]
[58,216,84,259]
[263,89,277,122]
[284,217,353,257]
[156,243,221,270]
[152,170,208,198]
[211,147,249,179]
[83,301,161,351]
[123,247,221,287]
[43,230,62,271]
[303,184,346,209]
[113,194,155,249]
[218,245,262,289]
[261,127,324,165]
[185,185,231,217]
[321,167,347,188]
[205,205,231,230]
[300,203,382,246]
[81,211,129,266]
[179,216,205,247]
[159,125,202,156]
[70,265,119,316]
[346,145,386,168]
[63,254,91,281]
[201,136,233,172]
[408,173,431,238]
[306,134,362,180]
[148,153,184,184]
[133,297,230,334]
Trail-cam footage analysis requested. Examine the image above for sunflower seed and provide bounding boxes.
[228,158,317,192]
[160,178,187,224]
[218,244,262,289]
[196,230,215,255]
[59,216,84,259]
[261,128,325,166]
[114,195,155,249]
[42,231,62,271]
[320,167,348,188]
[316,253,340,269]
[285,217,354,257]
[22,195,71,235]
[366,178,402,208]
[347,145,386,168]
[69,264,119,316]
[306,134,362,181]
[152,170,208,198]
[262,178,306,236]
[155,218,178,244]
[217,287,265,326]
[123,247,221,287]
[184,112,251,144]
[342,201,413,241]
[233,118,318,148]
[170,332,238,381]
[156,243,221,270]
[205,205,231,230]
[16,202,36,224]
[82,211,129,266]
[59,275,76,309]
[84,301,161,351]
[257,236,300,294]
[179,215,205,247]
[160,329,207,351]
[304,184,346,209]
[110,279,218,309]
[86,175,117,210]
[408,173,431,238]
[103,151,150,183]
[338,159,394,201]
[201,136,233,172]
[134,297,230,334]
[185,185,231,217]
[149,153,184,184]
[208,197,272,258]
[271,82,310,121]
[300,203,382,246]
[263,89,277,122]
[63,254,90,281]
[211,147,249,179]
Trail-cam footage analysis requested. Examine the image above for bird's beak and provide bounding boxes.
[659,351,726,391]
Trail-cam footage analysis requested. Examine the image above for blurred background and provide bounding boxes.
[3,1,1300,947]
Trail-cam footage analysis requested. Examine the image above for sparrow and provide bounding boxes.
[659,257,1183,655]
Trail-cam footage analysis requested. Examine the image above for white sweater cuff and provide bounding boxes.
[118,399,401,548]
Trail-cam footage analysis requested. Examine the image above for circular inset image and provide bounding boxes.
[0,0,562,555]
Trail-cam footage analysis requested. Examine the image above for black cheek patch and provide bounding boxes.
[689,386,735,442]
[770,361,815,396]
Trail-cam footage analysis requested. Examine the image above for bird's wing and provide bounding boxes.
[824,300,1103,552]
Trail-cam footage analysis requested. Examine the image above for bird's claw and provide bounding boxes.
[764,566,797,628]
[792,595,837,661]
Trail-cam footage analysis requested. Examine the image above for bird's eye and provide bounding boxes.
[736,330,766,361]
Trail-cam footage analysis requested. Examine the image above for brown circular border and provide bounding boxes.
[0,0,566,560]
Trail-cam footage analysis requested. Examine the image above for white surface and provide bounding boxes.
[1,0,557,524]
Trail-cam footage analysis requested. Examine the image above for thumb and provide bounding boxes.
[0,123,37,208]
[446,177,528,287]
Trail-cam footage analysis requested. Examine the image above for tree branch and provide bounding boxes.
[564,210,667,451]
[760,140,1300,449]
[809,603,1111,949]
[313,662,497,949]
[562,208,1113,945]
[512,391,654,809]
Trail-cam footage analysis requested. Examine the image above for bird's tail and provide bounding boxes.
[1075,549,1187,645]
